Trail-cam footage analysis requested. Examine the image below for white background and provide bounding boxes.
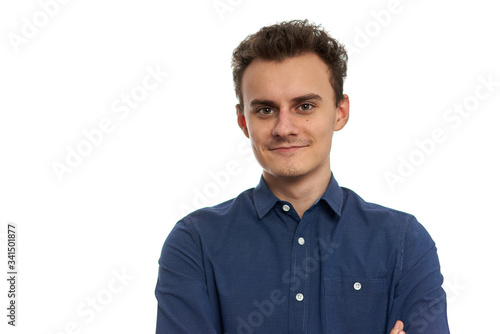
[1,0,499,333]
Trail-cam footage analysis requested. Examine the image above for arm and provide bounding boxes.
[155,220,220,334]
[387,216,450,334]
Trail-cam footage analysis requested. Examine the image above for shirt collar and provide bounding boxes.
[320,173,344,217]
[253,176,280,219]
[253,172,344,219]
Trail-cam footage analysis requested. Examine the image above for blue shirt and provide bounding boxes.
[155,174,449,333]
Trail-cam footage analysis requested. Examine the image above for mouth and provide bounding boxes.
[269,145,307,153]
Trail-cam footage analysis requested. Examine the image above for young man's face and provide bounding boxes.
[237,52,349,181]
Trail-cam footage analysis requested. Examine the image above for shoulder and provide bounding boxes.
[341,186,416,226]
[176,187,256,234]
[162,187,258,260]
[339,187,433,243]
[338,187,437,271]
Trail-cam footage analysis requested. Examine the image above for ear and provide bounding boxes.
[334,94,350,131]
[236,104,250,138]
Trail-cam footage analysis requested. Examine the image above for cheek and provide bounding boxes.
[247,128,266,153]
[247,121,269,142]
[307,119,334,140]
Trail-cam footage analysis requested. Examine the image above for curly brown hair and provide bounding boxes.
[231,19,348,109]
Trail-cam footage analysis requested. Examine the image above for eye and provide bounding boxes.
[257,107,274,115]
[298,103,314,111]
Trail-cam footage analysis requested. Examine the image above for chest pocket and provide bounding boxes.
[324,277,388,334]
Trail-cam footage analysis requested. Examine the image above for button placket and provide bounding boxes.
[287,205,314,333]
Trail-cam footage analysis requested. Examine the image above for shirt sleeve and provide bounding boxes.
[387,216,450,334]
[155,219,220,334]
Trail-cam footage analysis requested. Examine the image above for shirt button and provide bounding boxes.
[282,204,290,212]
[353,282,362,290]
[295,293,304,301]
[298,237,305,245]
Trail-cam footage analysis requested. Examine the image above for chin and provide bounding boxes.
[265,165,308,179]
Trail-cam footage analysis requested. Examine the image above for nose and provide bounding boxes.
[271,109,299,138]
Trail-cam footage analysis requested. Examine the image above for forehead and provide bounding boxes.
[240,52,334,106]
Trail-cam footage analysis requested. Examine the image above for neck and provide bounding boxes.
[263,165,331,219]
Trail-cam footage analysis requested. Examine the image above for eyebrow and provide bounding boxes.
[249,93,323,108]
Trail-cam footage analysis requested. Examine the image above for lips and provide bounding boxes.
[269,146,306,153]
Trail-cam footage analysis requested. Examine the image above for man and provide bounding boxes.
[155,20,449,334]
